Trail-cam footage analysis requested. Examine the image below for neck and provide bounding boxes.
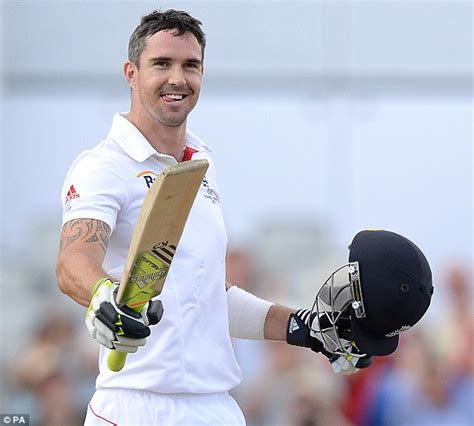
[125,111,187,162]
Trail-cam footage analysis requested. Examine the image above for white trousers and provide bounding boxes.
[84,388,246,426]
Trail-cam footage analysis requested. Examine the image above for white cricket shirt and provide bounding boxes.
[61,113,242,393]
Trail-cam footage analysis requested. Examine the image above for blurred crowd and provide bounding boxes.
[228,248,474,426]
[2,248,472,425]
[2,310,98,425]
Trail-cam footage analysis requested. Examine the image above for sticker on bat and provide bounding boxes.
[150,241,177,266]
[129,252,169,289]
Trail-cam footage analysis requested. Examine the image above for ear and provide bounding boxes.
[124,60,137,88]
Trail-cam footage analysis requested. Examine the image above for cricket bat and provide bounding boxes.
[107,159,209,371]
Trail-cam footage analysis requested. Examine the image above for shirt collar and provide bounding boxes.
[107,113,210,163]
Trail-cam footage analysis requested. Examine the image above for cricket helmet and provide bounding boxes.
[311,230,433,357]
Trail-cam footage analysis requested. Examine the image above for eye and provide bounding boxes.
[185,62,200,71]
[154,61,169,68]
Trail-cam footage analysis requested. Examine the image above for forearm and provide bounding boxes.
[56,252,106,307]
[226,285,374,375]
[56,219,111,307]
[226,284,295,341]
[264,305,296,341]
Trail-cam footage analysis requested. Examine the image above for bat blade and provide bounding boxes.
[107,159,209,371]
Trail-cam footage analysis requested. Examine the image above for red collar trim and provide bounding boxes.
[183,146,198,161]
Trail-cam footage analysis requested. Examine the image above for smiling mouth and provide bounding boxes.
[161,94,188,102]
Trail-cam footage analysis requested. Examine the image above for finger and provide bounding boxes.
[119,315,151,339]
[96,332,114,349]
[98,302,120,323]
[115,335,147,347]
[118,304,142,319]
[95,319,116,341]
[146,300,164,325]
[85,315,97,338]
[316,313,333,329]
[331,356,358,375]
[96,305,120,332]
[113,343,138,353]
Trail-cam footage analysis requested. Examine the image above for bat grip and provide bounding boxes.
[106,301,147,372]
[107,350,128,372]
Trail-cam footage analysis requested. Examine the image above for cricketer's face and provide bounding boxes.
[126,30,203,128]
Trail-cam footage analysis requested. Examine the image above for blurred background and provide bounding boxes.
[1,0,472,425]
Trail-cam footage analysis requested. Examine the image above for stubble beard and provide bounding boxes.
[153,93,196,128]
[155,110,189,128]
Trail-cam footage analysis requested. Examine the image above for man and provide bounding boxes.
[56,10,432,425]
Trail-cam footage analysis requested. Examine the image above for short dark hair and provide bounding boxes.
[128,9,206,66]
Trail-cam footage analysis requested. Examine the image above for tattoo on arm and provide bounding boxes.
[59,219,111,253]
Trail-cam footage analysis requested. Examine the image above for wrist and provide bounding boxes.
[286,309,326,354]
[91,277,114,297]
[286,309,311,348]
[87,277,115,317]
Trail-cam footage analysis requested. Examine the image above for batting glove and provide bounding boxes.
[286,309,373,375]
[85,278,163,353]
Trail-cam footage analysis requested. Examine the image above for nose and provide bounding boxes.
[168,65,186,86]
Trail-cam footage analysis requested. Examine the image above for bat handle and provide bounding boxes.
[107,301,149,372]
[107,350,128,371]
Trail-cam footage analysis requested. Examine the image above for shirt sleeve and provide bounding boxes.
[61,150,127,231]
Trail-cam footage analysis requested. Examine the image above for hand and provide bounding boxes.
[328,347,374,375]
[308,310,374,374]
[287,309,373,374]
[85,277,163,353]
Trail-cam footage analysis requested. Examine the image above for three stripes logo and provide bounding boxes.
[289,317,300,333]
[65,184,80,202]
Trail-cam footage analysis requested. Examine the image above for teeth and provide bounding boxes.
[165,94,184,100]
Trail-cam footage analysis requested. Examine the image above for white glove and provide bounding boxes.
[85,278,163,353]
[307,308,374,374]
[328,344,373,375]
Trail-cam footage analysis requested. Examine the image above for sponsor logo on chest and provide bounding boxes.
[136,170,158,189]
[136,170,220,204]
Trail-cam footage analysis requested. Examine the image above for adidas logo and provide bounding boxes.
[289,317,300,333]
[65,185,80,202]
